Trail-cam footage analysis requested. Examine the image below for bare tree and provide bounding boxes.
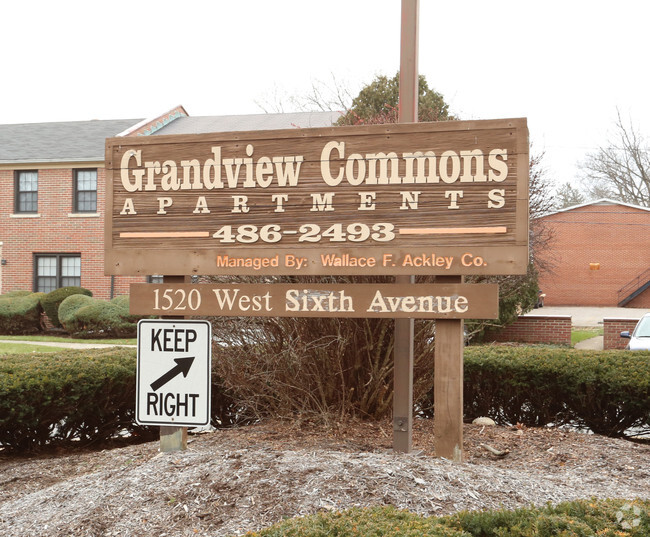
[581,111,650,207]
[255,74,353,114]
[529,150,557,271]
[212,75,558,420]
[555,182,586,210]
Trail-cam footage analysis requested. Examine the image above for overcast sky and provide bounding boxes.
[2,0,648,187]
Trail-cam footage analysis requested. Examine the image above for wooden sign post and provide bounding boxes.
[434,275,465,460]
[161,274,188,453]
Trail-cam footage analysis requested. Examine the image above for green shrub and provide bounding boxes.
[248,506,469,537]
[59,294,141,338]
[449,498,650,537]
[454,346,650,437]
[0,292,45,335]
[0,347,152,450]
[40,286,92,327]
[0,347,240,451]
[239,499,650,537]
[1,290,32,298]
[59,293,95,328]
[110,294,130,309]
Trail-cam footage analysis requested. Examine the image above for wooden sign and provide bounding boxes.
[105,118,528,276]
[130,283,499,319]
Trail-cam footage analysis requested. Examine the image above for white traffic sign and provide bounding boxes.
[136,319,212,426]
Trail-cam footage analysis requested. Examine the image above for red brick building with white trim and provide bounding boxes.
[535,199,650,307]
[0,108,340,299]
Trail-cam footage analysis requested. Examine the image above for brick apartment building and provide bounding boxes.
[535,199,650,307]
[0,108,339,299]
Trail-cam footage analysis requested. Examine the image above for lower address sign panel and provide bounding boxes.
[130,283,499,319]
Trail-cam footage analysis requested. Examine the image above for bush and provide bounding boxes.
[0,348,152,451]
[0,290,33,298]
[241,500,650,537]
[0,347,240,451]
[40,286,92,327]
[207,269,540,423]
[58,293,95,328]
[449,499,650,537]
[110,294,130,309]
[59,294,141,338]
[210,275,436,423]
[248,506,468,537]
[0,291,45,335]
[438,346,650,437]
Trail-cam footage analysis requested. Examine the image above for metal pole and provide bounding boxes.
[399,0,419,124]
[393,0,419,453]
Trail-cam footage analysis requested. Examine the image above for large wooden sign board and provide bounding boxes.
[105,118,528,277]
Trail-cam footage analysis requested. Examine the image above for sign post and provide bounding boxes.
[434,274,464,460]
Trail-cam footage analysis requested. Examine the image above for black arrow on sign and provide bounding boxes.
[150,356,195,391]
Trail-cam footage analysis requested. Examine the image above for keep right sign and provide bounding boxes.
[136,319,212,427]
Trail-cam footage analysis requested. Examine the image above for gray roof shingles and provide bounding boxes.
[0,119,142,164]
[151,111,341,136]
[0,111,341,164]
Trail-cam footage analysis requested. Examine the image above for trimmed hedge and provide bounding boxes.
[40,286,92,327]
[242,499,650,537]
[0,347,241,451]
[423,346,650,437]
[0,291,45,334]
[59,294,141,338]
[1,290,33,298]
[0,348,150,450]
[1,345,648,451]
[58,293,95,327]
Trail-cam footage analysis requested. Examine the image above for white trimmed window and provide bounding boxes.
[35,254,81,292]
[74,169,97,212]
[15,171,38,213]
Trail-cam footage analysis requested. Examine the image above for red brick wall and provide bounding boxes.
[0,167,145,299]
[535,203,650,307]
[483,315,572,345]
[603,318,639,350]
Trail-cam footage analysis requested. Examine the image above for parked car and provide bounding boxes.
[620,313,650,350]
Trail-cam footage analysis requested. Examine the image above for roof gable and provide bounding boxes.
[546,198,650,216]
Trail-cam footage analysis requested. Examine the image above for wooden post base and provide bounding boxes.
[160,426,188,452]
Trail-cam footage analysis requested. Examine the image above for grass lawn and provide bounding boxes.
[0,342,70,354]
[0,335,136,355]
[0,335,136,345]
[571,328,604,346]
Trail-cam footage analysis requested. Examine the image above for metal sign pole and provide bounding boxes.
[394,0,419,453]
